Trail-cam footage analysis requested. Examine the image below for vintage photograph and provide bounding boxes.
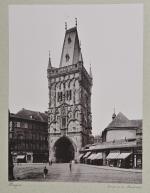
[9,4,143,183]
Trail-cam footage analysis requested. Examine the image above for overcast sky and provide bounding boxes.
[9,4,143,135]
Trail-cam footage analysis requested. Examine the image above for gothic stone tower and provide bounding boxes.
[47,24,92,162]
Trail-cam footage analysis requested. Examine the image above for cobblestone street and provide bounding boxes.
[13,163,142,184]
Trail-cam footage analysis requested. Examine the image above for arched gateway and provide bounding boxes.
[47,24,93,163]
[54,136,75,163]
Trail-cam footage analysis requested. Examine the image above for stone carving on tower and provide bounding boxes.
[47,21,93,162]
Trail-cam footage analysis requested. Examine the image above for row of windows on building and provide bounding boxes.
[50,126,77,133]
[49,111,80,124]
[9,121,47,130]
[12,133,47,141]
[57,90,72,102]
[11,141,48,151]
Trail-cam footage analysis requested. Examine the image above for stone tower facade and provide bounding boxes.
[47,25,92,162]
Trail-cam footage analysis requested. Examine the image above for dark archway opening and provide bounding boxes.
[54,137,74,163]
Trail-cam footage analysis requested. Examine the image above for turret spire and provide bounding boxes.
[48,50,52,69]
[114,106,116,114]
[89,63,93,78]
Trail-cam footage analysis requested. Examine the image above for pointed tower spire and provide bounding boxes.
[60,23,82,67]
[89,63,93,78]
[48,50,52,69]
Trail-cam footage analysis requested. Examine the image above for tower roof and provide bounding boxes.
[106,112,142,129]
[59,26,83,67]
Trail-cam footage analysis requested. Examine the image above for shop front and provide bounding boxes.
[134,148,142,168]
[116,152,132,168]
[106,152,120,167]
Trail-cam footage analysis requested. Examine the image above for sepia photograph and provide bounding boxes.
[8,4,143,184]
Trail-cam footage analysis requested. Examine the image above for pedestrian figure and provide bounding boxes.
[43,166,48,179]
[69,161,72,172]
[51,160,52,165]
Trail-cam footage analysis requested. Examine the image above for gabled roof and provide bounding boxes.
[106,112,142,128]
[59,26,83,67]
[15,108,48,122]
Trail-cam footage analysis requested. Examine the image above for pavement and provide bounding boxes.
[14,162,142,173]
[80,163,142,173]
[13,163,142,184]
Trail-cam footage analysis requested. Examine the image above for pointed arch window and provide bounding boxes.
[57,92,63,102]
[62,117,66,128]
[66,90,72,100]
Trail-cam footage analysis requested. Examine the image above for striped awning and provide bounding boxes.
[90,154,99,160]
[106,152,120,159]
[87,153,96,160]
[95,153,103,160]
[117,152,132,159]
[78,153,84,159]
[83,152,91,158]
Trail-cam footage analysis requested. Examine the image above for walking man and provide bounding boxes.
[69,160,72,172]
[43,166,48,179]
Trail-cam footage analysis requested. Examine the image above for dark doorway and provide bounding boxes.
[54,137,74,163]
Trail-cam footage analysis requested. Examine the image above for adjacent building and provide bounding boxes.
[80,112,142,169]
[47,23,93,162]
[93,135,102,144]
[9,108,49,163]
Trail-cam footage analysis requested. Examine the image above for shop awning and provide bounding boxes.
[17,155,25,159]
[117,152,132,159]
[87,153,96,160]
[90,154,99,160]
[106,153,120,159]
[95,153,103,160]
[83,152,91,158]
[78,153,84,159]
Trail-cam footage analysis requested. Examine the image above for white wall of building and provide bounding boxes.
[106,129,136,142]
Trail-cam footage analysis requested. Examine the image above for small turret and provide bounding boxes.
[89,64,93,79]
[47,51,52,69]
[112,107,116,120]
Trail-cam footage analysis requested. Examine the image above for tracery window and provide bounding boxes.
[62,117,66,128]
[57,92,63,102]
[66,90,72,100]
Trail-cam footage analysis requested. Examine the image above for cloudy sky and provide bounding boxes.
[9,4,143,135]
